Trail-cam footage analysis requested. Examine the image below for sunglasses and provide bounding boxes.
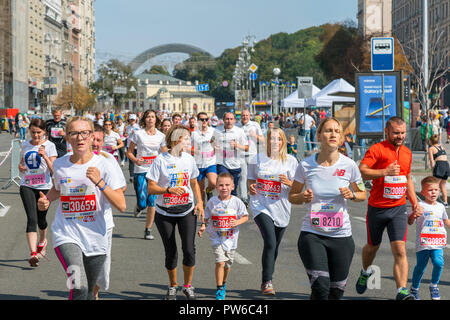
[199,118,209,122]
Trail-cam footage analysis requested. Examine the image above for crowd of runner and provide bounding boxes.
[16,106,450,301]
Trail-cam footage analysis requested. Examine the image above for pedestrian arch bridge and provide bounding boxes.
[128,43,213,72]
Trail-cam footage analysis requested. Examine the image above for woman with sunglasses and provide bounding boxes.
[103,119,124,162]
[191,112,217,203]
[19,118,58,267]
[37,116,126,300]
[127,110,166,240]
[147,124,203,300]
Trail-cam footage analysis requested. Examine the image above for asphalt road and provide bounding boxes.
[1,130,450,301]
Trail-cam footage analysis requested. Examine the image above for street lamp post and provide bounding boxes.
[273,67,280,115]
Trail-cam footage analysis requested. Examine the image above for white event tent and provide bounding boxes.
[281,85,321,109]
[306,78,355,108]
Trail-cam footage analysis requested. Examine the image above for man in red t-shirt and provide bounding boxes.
[355,116,423,300]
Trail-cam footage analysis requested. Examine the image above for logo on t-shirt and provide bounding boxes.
[332,169,346,176]
[60,177,72,184]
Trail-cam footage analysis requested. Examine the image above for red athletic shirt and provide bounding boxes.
[361,140,412,208]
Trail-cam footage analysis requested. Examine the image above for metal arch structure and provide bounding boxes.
[128,43,214,72]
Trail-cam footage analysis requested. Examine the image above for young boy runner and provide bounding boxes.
[198,173,248,300]
[408,176,450,300]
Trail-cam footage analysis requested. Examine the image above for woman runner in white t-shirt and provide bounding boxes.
[146,125,204,300]
[19,118,58,267]
[288,118,366,300]
[127,110,167,240]
[102,119,124,162]
[248,128,298,295]
[37,117,126,300]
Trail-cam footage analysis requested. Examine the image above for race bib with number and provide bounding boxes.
[103,145,114,154]
[211,208,237,232]
[60,181,98,222]
[201,150,214,159]
[162,193,189,206]
[257,174,281,199]
[51,128,62,138]
[140,152,158,166]
[24,169,46,187]
[420,219,447,248]
[310,202,344,231]
[383,175,407,199]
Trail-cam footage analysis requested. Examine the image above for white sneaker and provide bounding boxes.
[134,205,142,217]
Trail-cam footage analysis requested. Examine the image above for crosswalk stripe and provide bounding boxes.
[234,251,252,265]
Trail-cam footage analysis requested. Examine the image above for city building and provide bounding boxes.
[357,0,393,38]
[134,73,215,116]
[392,0,449,107]
[0,0,29,112]
[27,0,45,110]
[43,0,64,110]
[75,0,95,87]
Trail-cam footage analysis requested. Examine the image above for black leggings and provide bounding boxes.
[20,186,50,233]
[254,213,287,282]
[298,231,355,300]
[155,210,197,270]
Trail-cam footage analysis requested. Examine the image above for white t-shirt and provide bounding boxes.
[237,120,263,156]
[125,123,141,148]
[204,195,248,251]
[99,152,127,230]
[20,140,58,190]
[248,153,298,228]
[146,152,199,217]
[412,201,448,252]
[117,123,125,140]
[103,131,121,156]
[303,114,314,130]
[191,127,216,169]
[131,129,166,174]
[213,125,248,170]
[51,154,123,256]
[294,153,362,238]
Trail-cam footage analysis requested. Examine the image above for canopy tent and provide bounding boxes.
[306,78,355,107]
[281,85,321,109]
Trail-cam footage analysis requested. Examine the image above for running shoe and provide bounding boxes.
[37,239,47,258]
[144,229,154,240]
[261,280,275,295]
[355,269,372,294]
[410,287,420,300]
[165,286,178,300]
[134,205,142,218]
[216,287,225,300]
[206,190,213,201]
[29,252,39,267]
[430,286,440,300]
[395,288,415,300]
[182,285,196,300]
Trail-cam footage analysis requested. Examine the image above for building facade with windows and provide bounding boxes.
[392,0,449,107]
[134,73,215,116]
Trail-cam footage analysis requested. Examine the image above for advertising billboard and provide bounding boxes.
[355,72,402,138]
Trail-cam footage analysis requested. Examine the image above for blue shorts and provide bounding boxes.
[133,172,156,210]
[197,165,217,182]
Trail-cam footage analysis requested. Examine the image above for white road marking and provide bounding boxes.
[352,216,366,223]
[234,251,252,265]
[0,205,11,217]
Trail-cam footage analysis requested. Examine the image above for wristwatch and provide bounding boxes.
[166,187,171,194]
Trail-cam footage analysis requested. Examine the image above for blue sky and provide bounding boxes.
[94,0,357,65]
